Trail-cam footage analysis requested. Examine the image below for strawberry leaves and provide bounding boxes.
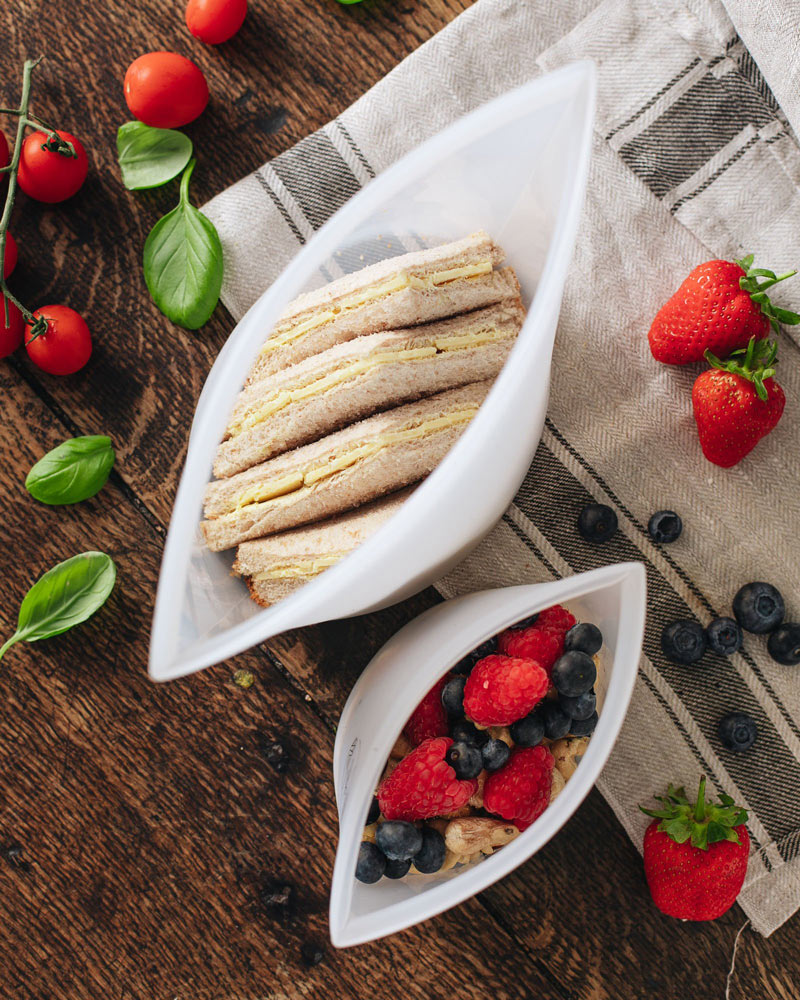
[705,335,778,401]
[641,776,748,850]
[735,253,800,333]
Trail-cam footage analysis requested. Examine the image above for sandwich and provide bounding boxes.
[215,299,524,477]
[248,231,519,380]
[233,489,413,607]
[202,381,491,552]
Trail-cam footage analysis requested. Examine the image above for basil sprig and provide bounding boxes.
[25,435,115,505]
[143,158,224,330]
[0,552,117,663]
[117,122,194,190]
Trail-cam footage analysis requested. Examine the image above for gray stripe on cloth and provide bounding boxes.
[270,131,362,231]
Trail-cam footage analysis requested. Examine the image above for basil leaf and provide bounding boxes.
[25,435,115,505]
[143,158,224,330]
[0,552,116,663]
[117,121,193,190]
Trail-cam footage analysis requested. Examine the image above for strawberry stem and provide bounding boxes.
[735,254,800,332]
[705,336,778,402]
[640,777,747,850]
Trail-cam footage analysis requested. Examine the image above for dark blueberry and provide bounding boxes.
[661,620,707,665]
[570,711,598,737]
[384,857,412,879]
[450,718,489,746]
[560,690,596,721]
[510,710,546,748]
[356,842,386,883]
[577,503,618,543]
[375,821,423,861]
[441,675,466,715]
[648,510,683,544]
[564,623,603,656]
[551,651,597,696]
[446,740,483,779]
[718,712,758,752]
[509,613,539,630]
[481,738,511,771]
[706,617,743,656]
[451,656,475,676]
[465,637,498,667]
[768,623,800,666]
[733,582,785,634]
[366,796,380,825]
[541,701,572,740]
[413,827,446,874]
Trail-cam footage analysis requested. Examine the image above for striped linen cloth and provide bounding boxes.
[204,0,800,935]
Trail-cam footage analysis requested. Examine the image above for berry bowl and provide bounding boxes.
[329,562,646,946]
[149,61,596,681]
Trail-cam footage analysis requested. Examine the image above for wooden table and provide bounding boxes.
[1,2,798,997]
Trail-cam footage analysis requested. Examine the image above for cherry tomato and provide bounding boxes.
[3,232,17,279]
[186,0,247,44]
[0,132,9,181]
[24,305,92,375]
[0,297,23,359]
[17,131,89,203]
[124,53,209,128]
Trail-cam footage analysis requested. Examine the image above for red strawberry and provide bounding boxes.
[497,626,561,676]
[692,336,785,467]
[463,654,548,727]
[377,737,477,821]
[484,745,554,831]
[403,677,448,746]
[648,255,799,365]
[641,777,749,921]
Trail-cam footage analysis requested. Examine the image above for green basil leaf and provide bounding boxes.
[25,435,115,505]
[117,121,194,190]
[0,552,116,663]
[143,158,224,330]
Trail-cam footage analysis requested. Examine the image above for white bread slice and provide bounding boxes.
[233,488,413,607]
[202,381,491,551]
[215,299,524,477]
[248,232,518,380]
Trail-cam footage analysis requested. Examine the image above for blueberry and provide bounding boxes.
[441,676,466,716]
[356,842,386,883]
[718,712,758,752]
[509,613,539,630]
[551,651,597,696]
[413,827,446,874]
[450,718,489,746]
[481,738,510,771]
[706,617,743,656]
[767,623,800,666]
[384,857,412,879]
[541,701,572,740]
[451,656,474,676]
[577,503,618,543]
[375,821,423,861]
[661,620,707,664]
[564,623,603,656]
[648,510,683,544]
[471,637,498,662]
[510,710,546,748]
[366,796,380,825]
[570,711,598,737]
[446,739,483,779]
[733,582,785,634]
[560,690,596,720]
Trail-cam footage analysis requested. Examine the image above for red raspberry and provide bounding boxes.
[377,737,477,821]
[497,627,561,676]
[463,654,548,727]
[404,677,448,746]
[537,605,576,637]
[484,746,554,831]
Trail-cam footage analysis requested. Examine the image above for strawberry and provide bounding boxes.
[640,777,749,921]
[403,677,448,746]
[463,654,549,727]
[377,737,477,821]
[692,336,785,467]
[483,745,554,831]
[648,255,799,364]
[497,626,561,676]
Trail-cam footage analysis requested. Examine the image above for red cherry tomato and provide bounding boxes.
[124,53,209,128]
[24,305,92,375]
[17,131,89,203]
[186,0,247,44]
[0,297,23,359]
[3,232,17,279]
[0,132,9,181]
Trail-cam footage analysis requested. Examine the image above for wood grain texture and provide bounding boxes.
[0,2,799,999]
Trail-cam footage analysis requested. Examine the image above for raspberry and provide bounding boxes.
[497,627,561,676]
[377,737,477,821]
[537,605,576,637]
[484,745,554,830]
[404,677,448,746]
[463,654,549,727]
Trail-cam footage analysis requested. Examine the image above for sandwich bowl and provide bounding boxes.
[149,61,597,681]
[329,562,647,947]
